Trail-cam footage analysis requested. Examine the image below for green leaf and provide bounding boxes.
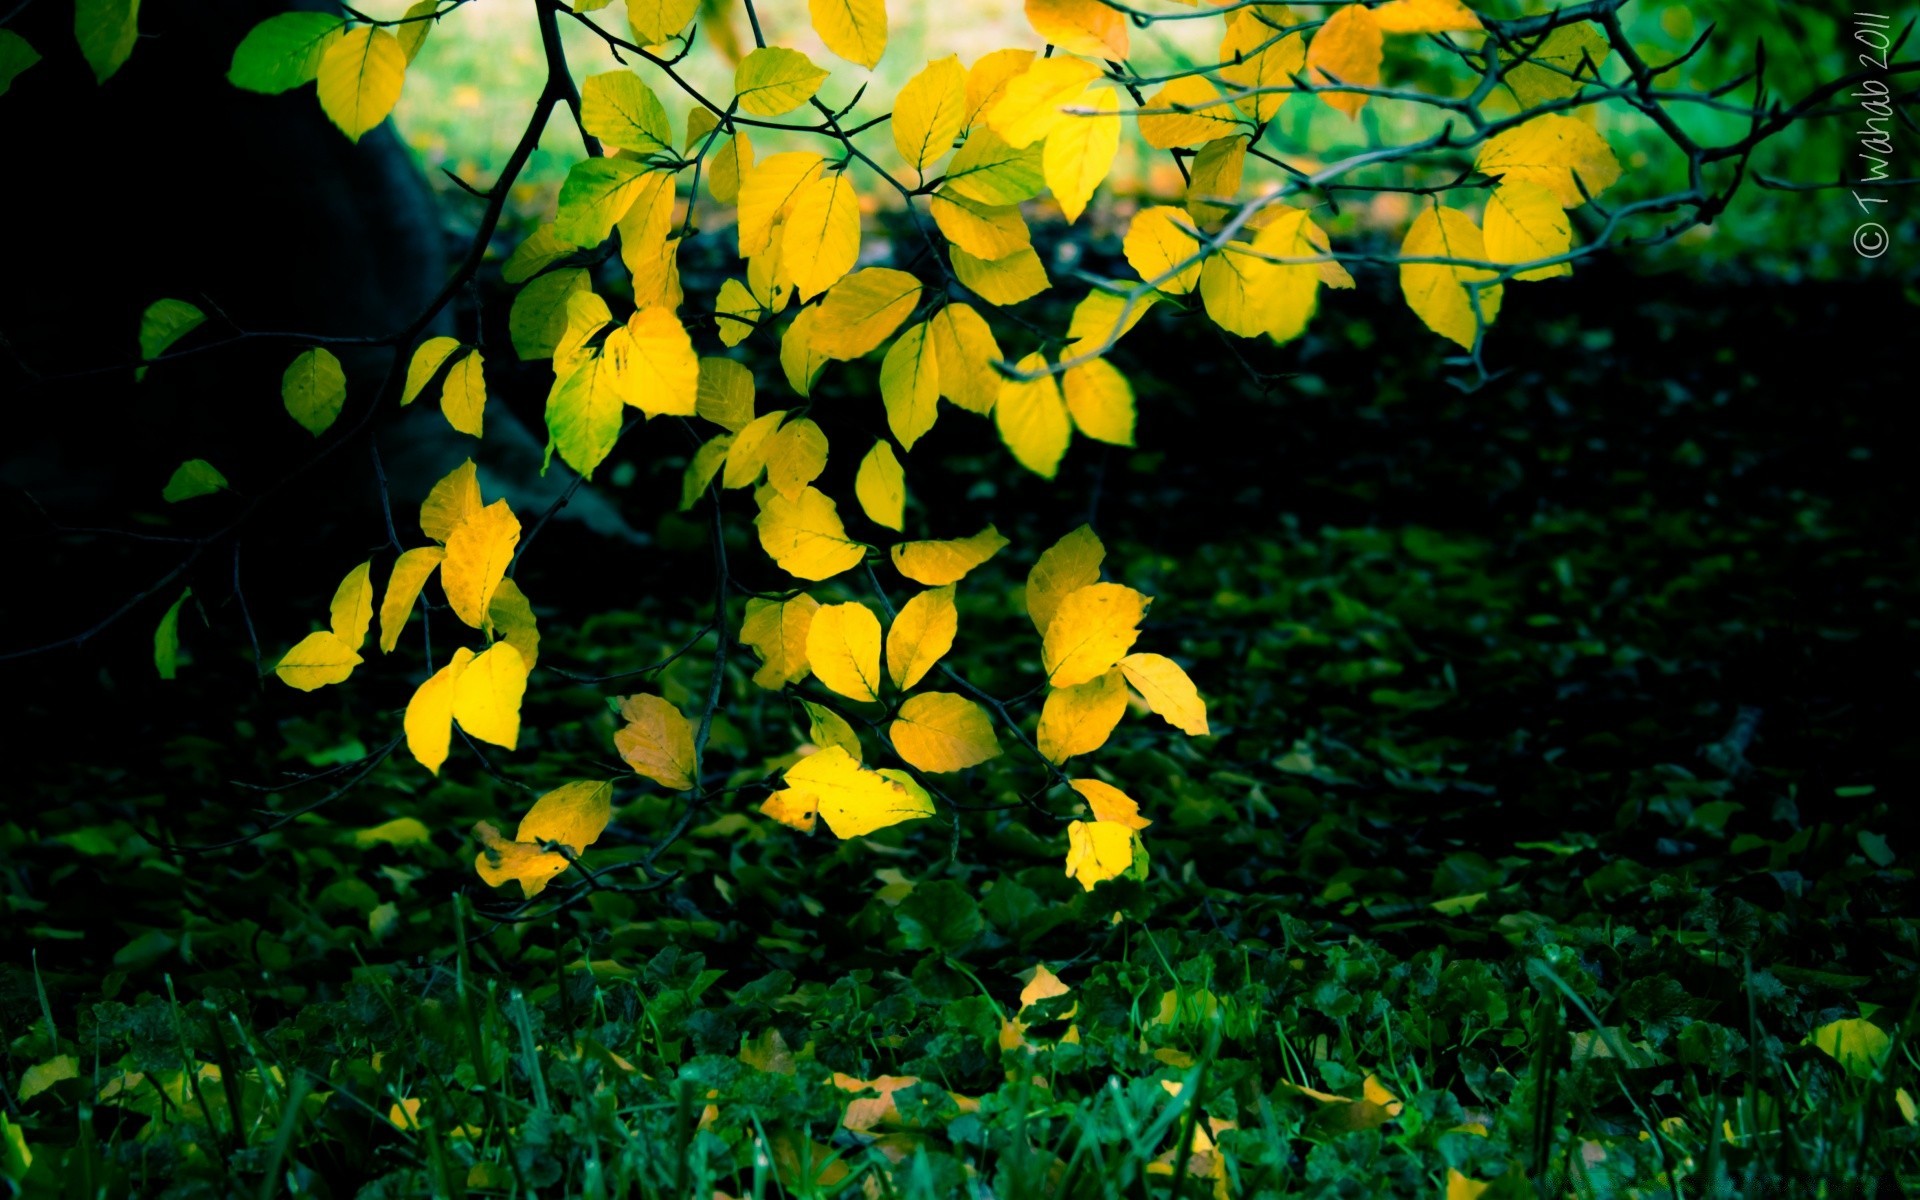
[554,158,653,248]
[0,30,42,96]
[510,268,590,360]
[135,298,205,381]
[894,880,982,953]
[154,588,190,680]
[74,0,140,83]
[1808,1018,1892,1079]
[161,459,227,502]
[733,47,829,117]
[282,347,347,435]
[227,11,345,94]
[943,129,1045,206]
[581,69,674,156]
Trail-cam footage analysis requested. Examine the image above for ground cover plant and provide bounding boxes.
[1,0,1916,1196]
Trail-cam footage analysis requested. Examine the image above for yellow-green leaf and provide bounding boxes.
[1064,288,1158,359]
[626,0,699,43]
[810,268,922,359]
[1474,114,1621,208]
[995,354,1071,478]
[517,779,614,853]
[1502,22,1609,108]
[1043,583,1149,686]
[614,694,697,790]
[442,349,486,436]
[17,1056,78,1104]
[154,588,190,680]
[161,459,227,503]
[420,459,481,543]
[742,592,819,688]
[136,298,206,381]
[227,11,344,94]
[725,409,788,489]
[810,0,887,69]
[546,350,626,477]
[735,47,830,117]
[1809,1018,1892,1080]
[944,128,1045,206]
[738,151,825,257]
[510,268,590,360]
[806,601,884,702]
[880,321,941,451]
[763,416,829,500]
[696,356,756,431]
[276,629,364,691]
[681,434,733,510]
[282,347,346,436]
[893,55,966,170]
[890,692,1001,772]
[379,546,444,653]
[1483,180,1573,280]
[1026,524,1104,635]
[756,484,866,580]
[452,641,529,750]
[885,584,955,690]
[555,158,653,248]
[581,69,674,156]
[1118,652,1208,735]
[855,439,907,533]
[329,561,374,650]
[316,25,406,142]
[951,244,1050,307]
[780,305,830,396]
[1062,358,1134,445]
[781,172,863,301]
[1124,206,1202,294]
[891,525,1008,586]
[804,700,864,762]
[441,499,521,628]
[403,336,462,406]
[1399,205,1502,349]
[1036,669,1126,763]
[488,577,540,669]
[781,744,935,837]
[927,302,1003,415]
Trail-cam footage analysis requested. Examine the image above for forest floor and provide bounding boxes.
[3,264,1916,1199]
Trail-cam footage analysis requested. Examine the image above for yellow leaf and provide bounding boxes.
[781,172,863,301]
[944,128,1045,206]
[1043,87,1119,223]
[546,348,626,477]
[926,302,1003,415]
[735,46,830,117]
[696,356,756,431]
[1219,7,1303,125]
[441,349,486,437]
[1483,180,1573,280]
[327,561,374,651]
[317,25,406,143]
[1064,819,1137,890]
[811,268,922,359]
[756,485,866,580]
[880,322,942,450]
[616,173,682,307]
[1371,0,1482,35]
[379,546,444,654]
[1474,114,1620,208]
[1025,0,1127,57]
[952,244,1050,307]
[18,1056,78,1103]
[519,778,614,854]
[763,416,829,501]
[1304,3,1381,118]
[780,305,830,396]
[1062,358,1133,446]
[488,577,539,669]
[1186,133,1246,227]
[1198,241,1271,337]
[1037,669,1127,762]
[1124,206,1202,294]
[1399,205,1502,349]
[626,0,699,43]
[891,693,1002,772]
[275,630,363,691]
[855,440,906,532]
[893,55,966,170]
[885,584,957,690]
[1896,1087,1917,1127]
[1043,583,1149,686]
[708,130,753,205]
[742,592,820,688]
[761,789,821,833]
[929,191,1032,260]
[405,647,475,774]
[1446,1170,1492,1200]
[739,151,825,257]
[472,819,571,896]
[1064,289,1158,359]
[891,525,1008,586]
[806,601,884,702]
[1246,205,1322,343]
[995,354,1071,478]
[1069,777,1150,828]
[989,56,1103,149]
[725,409,787,488]
[1026,524,1104,635]
[402,336,462,406]
[810,0,887,69]
[964,48,1035,128]
[1118,652,1208,735]
[804,700,864,762]
[1019,965,1070,1011]
[783,745,935,837]
[441,499,521,628]
[452,641,529,750]
[1501,23,1609,108]
[1809,1018,1892,1079]
[282,347,346,436]
[614,694,697,790]
[1138,76,1240,150]
[614,306,699,416]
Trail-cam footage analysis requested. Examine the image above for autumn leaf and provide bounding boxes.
[275,630,363,691]
[1037,669,1127,763]
[1119,653,1209,735]
[473,780,613,897]
[614,694,697,790]
[885,585,957,691]
[1304,4,1382,118]
[756,485,866,581]
[1042,583,1150,687]
[890,692,1002,772]
[1026,524,1104,635]
[854,440,906,531]
[742,593,820,688]
[891,525,1008,586]
[777,745,935,837]
[441,499,521,628]
[806,602,885,702]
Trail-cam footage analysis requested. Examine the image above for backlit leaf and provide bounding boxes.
[162,459,227,503]
[890,693,1002,772]
[1119,652,1208,735]
[885,584,956,690]
[756,485,866,580]
[944,129,1045,206]
[781,172,863,301]
[1026,524,1104,635]
[316,25,406,142]
[880,322,941,450]
[1502,22,1609,108]
[510,268,590,360]
[581,69,674,156]
[614,694,698,790]
[696,356,756,431]
[1064,819,1137,890]
[451,641,530,750]
[1138,76,1240,149]
[781,745,935,837]
[1124,206,1202,294]
[488,577,540,669]
[441,499,521,628]
[1371,0,1482,34]
[1399,205,1502,349]
[1062,358,1134,445]
[1069,777,1150,828]
[995,354,1071,478]
[1025,0,1127,59]
[1219,8,1303,125]
[926,302,1002,415]
[951,244,1050,307]
[742,593,820,688]
[626,0,699,43]
[1483,180,1574,280]
[735,47,830,116]
[855,440,906,532]
[615,305,699,416]
[891,525,1008,586]
[329,561,374,651]
[1304,4,1381,118]
[810,268,922,359]
[764,416,829,500]
[276,630,363,691]
[555,158,653,248]
[154,589,190,680]
[989,56,1102,149]
[1043,583,1150,687]
[228,11,344,93]
[282,347,346,436]
[405,647,474,773]
[893,55,966,170]
[806,601,884,702]
[420,459,481,543]
[929,191,1031,260]
[379,546,444,653]
[1475,114,1620,207]
[441,349,486,437]
[810,0,887,69]
[1036,669,1126,763]
[75,0,139,83]
[403,336,462,406]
